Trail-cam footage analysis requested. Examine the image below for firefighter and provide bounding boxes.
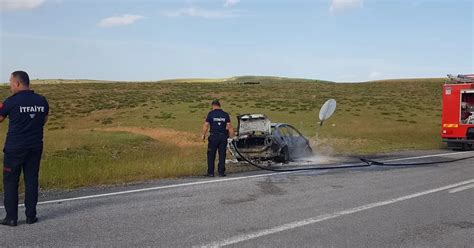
[1,71,49,227]
[461,102,472,123]
[202,100,235,177]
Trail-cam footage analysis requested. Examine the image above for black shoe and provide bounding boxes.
[218,173,226,177]
[26,217,38,224]
[207,174,215,177]
[1,218,17,227]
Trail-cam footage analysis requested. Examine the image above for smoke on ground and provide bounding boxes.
[290,136,341,165]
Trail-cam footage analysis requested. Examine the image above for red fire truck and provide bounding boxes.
[441,74,474,150]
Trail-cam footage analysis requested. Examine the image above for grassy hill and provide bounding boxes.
[3,75,332,85]
[0,76,446,190]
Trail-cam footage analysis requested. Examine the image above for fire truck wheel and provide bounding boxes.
[461,143,473,151]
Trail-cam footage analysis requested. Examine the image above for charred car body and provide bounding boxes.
[229,114,313,163]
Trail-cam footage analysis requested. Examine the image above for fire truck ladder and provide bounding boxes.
[447,74,474,83]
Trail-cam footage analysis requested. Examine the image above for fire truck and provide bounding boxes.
[441,74,474,150]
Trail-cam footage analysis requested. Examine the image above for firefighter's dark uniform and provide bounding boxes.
[0,90,49,222]
[206,109,230,176]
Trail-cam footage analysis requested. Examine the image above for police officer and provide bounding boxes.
[0,71,49,227]
[202,100,234,177]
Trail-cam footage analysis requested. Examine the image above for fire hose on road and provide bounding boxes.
[230,140,474,172]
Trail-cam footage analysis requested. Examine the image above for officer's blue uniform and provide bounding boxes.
[206,109,230,175]
[0,90,49,222]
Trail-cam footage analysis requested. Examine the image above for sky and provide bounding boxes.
[0,0,472,82]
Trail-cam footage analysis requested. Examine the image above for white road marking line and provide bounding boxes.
[448,183,474,193]
[383,151,473,162]
[1,151,472,209]
[201,178,474,248]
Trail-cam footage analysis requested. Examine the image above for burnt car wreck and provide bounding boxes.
[229,114,313,163]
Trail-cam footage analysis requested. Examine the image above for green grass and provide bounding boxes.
[0,76,446,191]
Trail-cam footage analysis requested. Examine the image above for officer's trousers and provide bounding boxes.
[207,134,228,175]
[3,147,43,220]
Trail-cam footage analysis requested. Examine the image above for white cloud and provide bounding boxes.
[224,0,240,7]
[0,0,45,11]
[329,0,363,12]
[165,8,241,19]
[97,14,145,28]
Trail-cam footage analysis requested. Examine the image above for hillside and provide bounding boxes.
[0,77,447,190]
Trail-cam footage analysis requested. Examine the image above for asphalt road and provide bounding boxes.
[1,150,473,247]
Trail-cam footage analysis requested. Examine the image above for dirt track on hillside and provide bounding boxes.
[100,127,203,148]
